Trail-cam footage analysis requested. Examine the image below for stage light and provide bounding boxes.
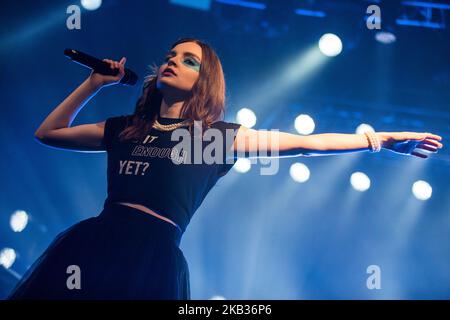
[289,162,310,183]
[318,33,342,57]
[234,158,251,173]
[10,210,29,232]
[356,123,376,134]
[375,30,397,44]
[241,45,327,117]
[350,172,371,192]
[81,0,102,11]
[294,8,326,18]
[373,3,397,44]
[412,180,432,201]
[294,114,315,135]
[209,295,226,300]
[215,0,266,10]
[0,248,16,269]
[236,108,257,128]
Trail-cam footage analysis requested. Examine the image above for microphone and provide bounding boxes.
[64,48,138,86]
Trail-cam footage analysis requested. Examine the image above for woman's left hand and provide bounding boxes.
[378,132,443,159]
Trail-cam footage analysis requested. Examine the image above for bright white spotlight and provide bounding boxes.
[412,180,432,201]
[350,172,371,192]
[10,210,29,232]
[289,162,310,183]
[236,108,257,128]
[318,33,343,57]
[375,31,396,44]
[294,114,315,135]
[0,248,16,269]
[209,295,226,300]
[356,123,375,134]
[81,0,102,11]
[233,158,251,173]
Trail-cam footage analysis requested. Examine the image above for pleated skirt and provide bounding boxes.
[8,202,190,300]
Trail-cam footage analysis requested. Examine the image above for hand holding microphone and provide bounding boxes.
[64,48,138,88]
[89,57,127,88]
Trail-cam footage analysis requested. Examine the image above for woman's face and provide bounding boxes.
[156,41,203,95]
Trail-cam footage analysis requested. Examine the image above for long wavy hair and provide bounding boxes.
[118,37,227,142]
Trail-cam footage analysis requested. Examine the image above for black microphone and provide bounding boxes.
[64,48,138,86]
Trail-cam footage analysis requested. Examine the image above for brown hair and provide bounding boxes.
[118,37,227,142]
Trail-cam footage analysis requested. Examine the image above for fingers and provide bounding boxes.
[103,59,117,71]
[103,58,126,71]
[422,132,442,141]
[103,59,113,68]
[118,57,126,75]
[422,138,443,149]
[404,132,443,149]
[411,151,428,159]
[416,144,438,152]
[101,58,126,82]
[403,131,442,141]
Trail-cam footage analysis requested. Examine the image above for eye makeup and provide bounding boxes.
[182,57,201,72]
[164,51,201,72]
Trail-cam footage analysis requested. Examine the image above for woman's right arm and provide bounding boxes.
[34,57,126,152]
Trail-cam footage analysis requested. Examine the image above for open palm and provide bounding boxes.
[382,132,443,159]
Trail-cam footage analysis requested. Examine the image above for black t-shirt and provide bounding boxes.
[101,114,241,233]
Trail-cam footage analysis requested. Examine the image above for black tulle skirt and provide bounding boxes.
[7,203,190,300]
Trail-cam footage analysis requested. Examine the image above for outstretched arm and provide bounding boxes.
[233,126,443,159]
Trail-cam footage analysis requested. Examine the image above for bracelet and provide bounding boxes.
[364,131,382,153]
